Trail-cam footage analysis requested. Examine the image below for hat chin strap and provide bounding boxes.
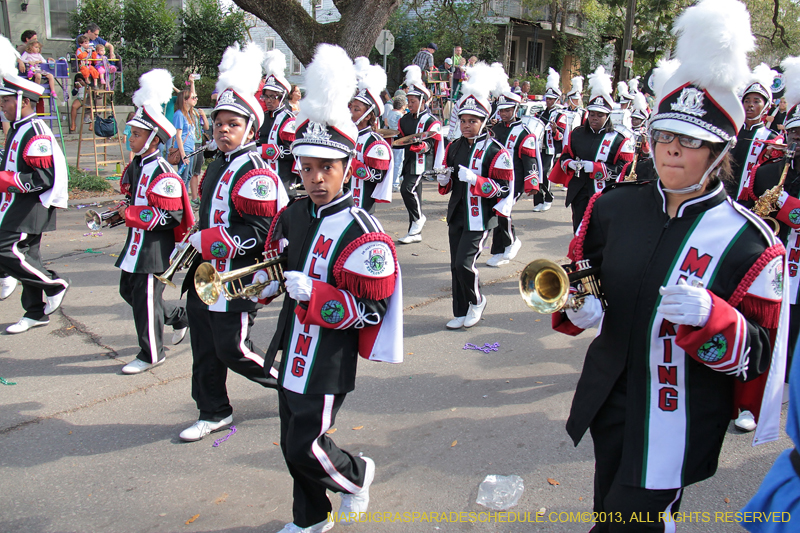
[135,128,159,156]
[659,139,733,195]
[227,115,255,153]
[16,91,22,122]
[353,103,375,127]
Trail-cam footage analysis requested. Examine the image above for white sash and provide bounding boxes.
[786,229,800,304]
[737,127,773,198]
[465,138,494,231]
[592,132,619,194]
[119,158,159,273]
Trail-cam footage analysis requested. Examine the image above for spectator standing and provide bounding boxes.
[520,81,530,100]
[767,96,787,133]
[412,43,437,80]
[386,95,407,192]
[287,84,302,114]
[171,89,197,191]
[380,89,392,127]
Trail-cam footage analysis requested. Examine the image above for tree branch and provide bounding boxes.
[771,0,791,48]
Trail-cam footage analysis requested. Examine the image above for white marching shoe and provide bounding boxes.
[6,317,49,334]
[408,214,426,235]
[485,254,509,267]
[338,456,375,524]
[398,233,422,244]
[504,238,522,260]
[532,203,546,212]
[171,327,188,345]
[446,316,466,329]
[179,415,233,442]
[276,519,334,533]
[464,296,487,328]
[121,358,164,375]
[0,276,17,300]
[735,410,757,432]
[44,281,70,315]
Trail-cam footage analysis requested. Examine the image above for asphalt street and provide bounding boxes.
[0,183,791,533]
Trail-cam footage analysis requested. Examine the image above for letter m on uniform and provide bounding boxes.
[312,235,333,259]
[680,247,712,277]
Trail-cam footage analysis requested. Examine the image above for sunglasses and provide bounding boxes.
[190,95,198,99]
[651,130,704,149]
[263,94,281,101]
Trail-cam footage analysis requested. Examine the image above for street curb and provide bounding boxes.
[68,194,124,207]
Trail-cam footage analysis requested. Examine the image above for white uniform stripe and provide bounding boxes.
[662,488,683,533]
[146,274,158,363]
[311,394,361,494]
[471,230,490,300]
[239,312,264,367]
[11,233,68,288]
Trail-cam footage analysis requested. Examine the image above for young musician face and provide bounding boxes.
[349,99,371,127]
[213,110,254,153]
[407,95,421,115]
[459,114,483,139]
[498,108,515,124]
[587,110,608,131]
[128,125,159,155]
[631,116,644,128]
[743,93,766,121]
[263,89,282,112]
[297,156,351,206]
[654,132,713,191]
[785,127,800,150]
[0,95,17,121]
[545,97,556,109]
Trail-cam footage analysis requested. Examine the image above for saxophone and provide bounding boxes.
[753,142,797,235]
[624,137,643,182]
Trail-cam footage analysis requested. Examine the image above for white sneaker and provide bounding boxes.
[275,519,334,533]
[338,456,374,523]
[171,327,188,345]
[398,233,422,244]
[463,296,487,328]
[735,410,757,432]
[486,253,509,267]
[44,281,70,315]
[0,277,17,300]
[179,415,233,442]
[504,238,522,260]
[532,204,546,212]
[446,316,466,329]
[6,317,49,334]
[408,214,426,235]
[121,358,165,374]
[542,202,552,211]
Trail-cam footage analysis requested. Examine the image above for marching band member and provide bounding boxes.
[609,81,634,131]
[629,89,656,182]
[487,77,542,267]
[558,75,586,150]
[534,67,563,212]
[116,69,193,374]
[732,64,780,201]
[550,66,635,230]
[349,57,393,214]
[258,50,298,199]
[437,62,513,329]
[397,65,444,244]
[0,36,69,334]
[180,42,289,442]
[553,2,787,529]
[256,44,402,533]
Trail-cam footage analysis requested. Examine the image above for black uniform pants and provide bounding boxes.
[279,388,369,528]
[589,378,684,533]
[490,192,522,255]
[0,231,67,320]
[186,288,277,421]
[119,271,188,364]
[448,219,489,317]
[400,172,424,229]
[534,153,555,205]
[571,195,591,232]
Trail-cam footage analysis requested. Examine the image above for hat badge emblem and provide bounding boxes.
[134,107,144,119]
[462,98,480,111]
[304,121,332,142]
[671,87,707,117]
[218,90,236,106]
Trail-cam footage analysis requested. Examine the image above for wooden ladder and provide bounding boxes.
[76,87,125,176]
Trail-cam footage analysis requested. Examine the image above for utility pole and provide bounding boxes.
[621,0,637,81]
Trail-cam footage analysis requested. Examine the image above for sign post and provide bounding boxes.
[375,29,395,71]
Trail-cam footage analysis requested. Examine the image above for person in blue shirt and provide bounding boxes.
[75,23,115,59]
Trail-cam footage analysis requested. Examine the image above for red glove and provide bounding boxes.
[409,143,428,154]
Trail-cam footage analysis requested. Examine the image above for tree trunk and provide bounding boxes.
[232,0,401,65]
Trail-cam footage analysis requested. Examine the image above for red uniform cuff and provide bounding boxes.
[124,205,160,231]
[0,171,24,194]
[470,175,501,198]
[777,195,800,228]
[294,281,360,330]
[552,311,584,336]
[199,226,236,260]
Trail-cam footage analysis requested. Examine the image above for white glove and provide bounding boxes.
[436,168,452,186]
[583,161,595,173]
[565,294,604,329]
[188,231,202,252]
[778,190,789,208]
[658,279,713,328]
[249,270,281,302]
[567,159,582,171]
[169,242,187,262]
[284,271,313,302]
[458,165,478,186]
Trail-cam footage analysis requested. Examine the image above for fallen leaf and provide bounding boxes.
[547,478,560,486]
[185,514,199,524]
[505,380,510,383]
[273,442,279,446]
[451,440,457,447]
[509,318,514,321]
[535,319,541,322]
[536,381,543,384]
[326,428,337,434]
[537,508,546,516]
[66,326,75,330]
[68,431,72,435]
[408,352,414,355]
[214,493,228,505]
[159,513,166,517]
[351,426,364,430]
[579,497,583,501]
[724,497,730,504]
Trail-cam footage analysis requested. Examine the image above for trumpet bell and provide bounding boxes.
[519,259,570,314]
[85,210,103,231]
[195,262,222,306]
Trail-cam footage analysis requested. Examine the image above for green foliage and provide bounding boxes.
[69,0,124,44]
[182,0,251,77]
[68,166,112,191]
[746,0,800,65]
[122,0,179,69]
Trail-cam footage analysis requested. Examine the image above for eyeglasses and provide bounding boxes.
[190,95,198,99]
[263,95,281,101]
[651,130,705,149]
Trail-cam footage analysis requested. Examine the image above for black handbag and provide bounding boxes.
[94,115,117,138]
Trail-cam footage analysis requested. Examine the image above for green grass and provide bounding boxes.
[68,166,112,192]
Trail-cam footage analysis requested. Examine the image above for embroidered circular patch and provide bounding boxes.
[374,147,386,157]
[790,208,800,225]
[364,247,387,275]
[139,209,154,223]
[254,178,271,199]
[696,333,728,363]
[594,171,603,180]
[7,186,19,194]
[531,178,539,186]
[356,167,368,179]
[164,183,176,195]
[772,269,783,296]
[38,144,49,154]
[481,182,492,194]
[320,300,345,324]
[210,241,228,258]
[265,147,277,158]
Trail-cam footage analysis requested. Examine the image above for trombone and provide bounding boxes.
[518,258,605,314]
[194,253,286,306]
[85,200,129,230]
[155,225,199,287]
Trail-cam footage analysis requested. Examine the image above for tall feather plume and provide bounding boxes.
[0,35,20,79]
[263,49,286,77]
[588,66,612,99]
[546,68,560,91]
[570,75,584,94]
[781,56,800,109]
[749,63,777,93]
[672,0,754,92]
[354,57,387,95]
[132,69,174,108]
[489,62,509,97]
[461,62,496,103]
[403,65,423,89]
[216,42,266,96]
[632,91,648,113]
[652,58,681,106]
[617,81,629,97]
[628,76,641,93]
[297,44,357,139]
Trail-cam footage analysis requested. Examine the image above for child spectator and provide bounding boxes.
[124,111,135,162]
[95,44,116,90]
[20,40,57,98]
[76,35,100,88]
[69,73,89,133]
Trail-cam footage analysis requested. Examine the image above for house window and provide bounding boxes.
[508,39,518,75]
[527,40,543,73]
[265,37,275,51]
[44,0,78,40]
[292,54,302,75]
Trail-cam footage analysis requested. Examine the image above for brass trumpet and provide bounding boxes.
[85,200,129,230]
[194,254,286,306]
[518,258,605,314]
[155,225,199,287]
